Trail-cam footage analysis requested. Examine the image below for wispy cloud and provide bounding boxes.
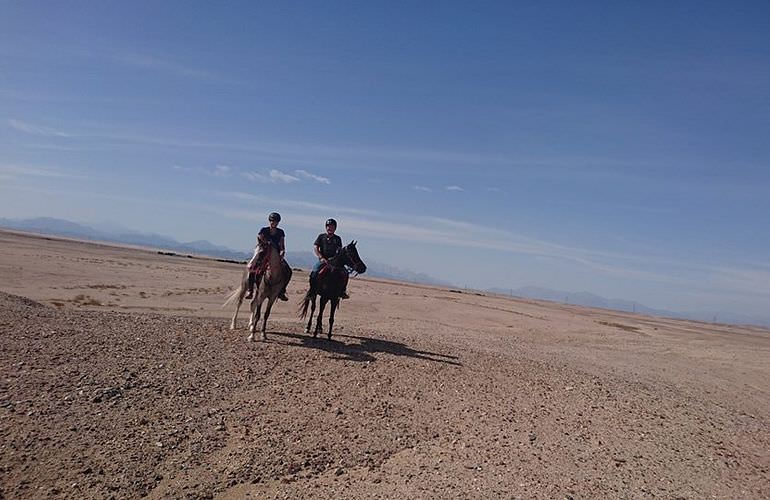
[0,163,82,179]
[413,185,432,192]
[243,169,300,183]
[709,266,770,296]
[172,164,232,177]
[213,165,231,177]
[294,169,331,184]
[220,191,381,217]
[115,52,220,81]
[7,119,71,137]
[446,185,464,191]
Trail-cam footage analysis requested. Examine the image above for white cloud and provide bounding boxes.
[295,169,331,184]
[220,191,381,217]
[213,165,231,176]
[7,119,71,137]
[446,185,464,191]
[242,169,300,183]
[270,169,299,183]
[173,164,232,177]
[413,185,432,192]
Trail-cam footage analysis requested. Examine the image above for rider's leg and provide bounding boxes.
[309,259,323,292]
[245,272,257,299]
[340,272,350,299]
[245,247,266,299]
[277,260,292,301]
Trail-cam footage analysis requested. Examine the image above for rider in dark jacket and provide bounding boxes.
[245,212,290,301]
[311,218,349,299]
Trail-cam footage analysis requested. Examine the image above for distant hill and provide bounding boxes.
[0,217,449,287]
[489,285,770,329]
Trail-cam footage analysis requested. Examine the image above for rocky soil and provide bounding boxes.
[1,230,769,498]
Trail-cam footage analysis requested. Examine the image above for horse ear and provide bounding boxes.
[351,240,356,246]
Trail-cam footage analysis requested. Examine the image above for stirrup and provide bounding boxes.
[340,292,350,299]
[245,290,253,299]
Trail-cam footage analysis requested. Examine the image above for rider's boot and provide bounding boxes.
[278,285,289,301]
[340,289,350,299]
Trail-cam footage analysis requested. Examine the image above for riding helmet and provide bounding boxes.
[268,212,281,222]
[325,218,337,227]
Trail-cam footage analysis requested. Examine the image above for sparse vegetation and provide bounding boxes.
[597,320,640,332]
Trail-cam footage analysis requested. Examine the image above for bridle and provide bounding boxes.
[343,243,364,277]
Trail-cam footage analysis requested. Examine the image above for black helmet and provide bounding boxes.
[268,212,281,222]
[325,218,337,227]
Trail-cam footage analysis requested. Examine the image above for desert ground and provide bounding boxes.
[1,229,769,499]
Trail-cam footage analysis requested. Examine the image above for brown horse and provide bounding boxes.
[299,241,366,339]
[224,244,291,341]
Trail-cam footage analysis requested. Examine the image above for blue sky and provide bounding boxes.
[1,1,769,318]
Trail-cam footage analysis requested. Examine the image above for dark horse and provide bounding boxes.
[299,241,367,339]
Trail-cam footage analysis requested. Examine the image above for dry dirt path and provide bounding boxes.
[1,230,769,498]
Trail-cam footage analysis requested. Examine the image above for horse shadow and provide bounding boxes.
[268,331,462,366]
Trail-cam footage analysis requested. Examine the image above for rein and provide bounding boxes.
[324,245,356,276]
[254,246,271,275]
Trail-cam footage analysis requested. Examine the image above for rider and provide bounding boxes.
[311,218,349,299]
[245,212,290,301]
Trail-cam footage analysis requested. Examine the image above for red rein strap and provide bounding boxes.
[254,246,272,275]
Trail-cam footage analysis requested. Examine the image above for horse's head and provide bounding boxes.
[344,241,367,274]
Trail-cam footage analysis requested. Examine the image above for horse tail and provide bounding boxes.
[222,269,248,308]
[298,292,311,319]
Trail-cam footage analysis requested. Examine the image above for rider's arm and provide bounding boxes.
[314,244,326,263]
[279,236,286,258]
[257,227,270,246]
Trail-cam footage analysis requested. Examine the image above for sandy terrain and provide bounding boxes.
[1,229,769,499]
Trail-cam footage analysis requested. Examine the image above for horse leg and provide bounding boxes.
[328,298,339,340]
[230,295,242,330]
[261,296,276,341]
[230,275,248,330]
[306,294,317,335]
[315,297,327,337]
[247,298,262,342]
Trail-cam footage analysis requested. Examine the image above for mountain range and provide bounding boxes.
[488,285,770,329]
[2,217,767,328]
[0,217,450,287]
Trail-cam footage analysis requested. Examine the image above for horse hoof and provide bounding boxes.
[327,334,332,340]
[246,335,254,342]
[261,333,267,341]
